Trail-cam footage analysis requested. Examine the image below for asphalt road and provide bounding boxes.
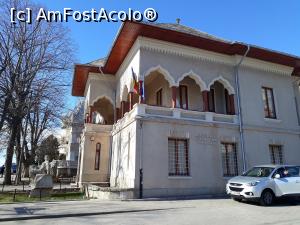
[1,198,300,225]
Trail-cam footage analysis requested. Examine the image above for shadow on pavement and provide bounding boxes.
[0,207,179,222]
[14,207,46,215]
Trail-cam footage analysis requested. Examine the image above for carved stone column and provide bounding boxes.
[202,91,209,111]
[89,106,93,123]
[171,86,177,108]
[121,101,126,117]
[115,107,120,122]
[128,92,134,110]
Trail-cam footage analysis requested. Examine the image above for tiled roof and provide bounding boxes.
[154,23,232,43]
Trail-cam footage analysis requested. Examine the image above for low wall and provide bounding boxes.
[85,184,136,200]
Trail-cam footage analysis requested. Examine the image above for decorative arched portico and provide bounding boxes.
[89,96,115,125]
[207,76,235,115]
[144,69,173,108]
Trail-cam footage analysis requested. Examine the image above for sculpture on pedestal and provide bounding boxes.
[29,155,54,197]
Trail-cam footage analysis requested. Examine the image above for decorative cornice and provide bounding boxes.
[138,37,293,76]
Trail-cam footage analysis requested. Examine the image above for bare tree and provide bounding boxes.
[0,0,74,184]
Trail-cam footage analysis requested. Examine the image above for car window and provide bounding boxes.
[285,167,300,177]
[242,167,274,177]
[273,167,285,178]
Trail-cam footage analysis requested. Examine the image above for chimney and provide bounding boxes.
[176,18,180,24]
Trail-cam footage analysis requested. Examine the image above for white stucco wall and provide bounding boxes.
[79,126,111,184]
[110,120,138,189]
[116,46,141,106]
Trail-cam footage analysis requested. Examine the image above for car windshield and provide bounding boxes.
[242,167,274,177]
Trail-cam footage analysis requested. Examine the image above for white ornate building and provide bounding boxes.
[72,21,300,198]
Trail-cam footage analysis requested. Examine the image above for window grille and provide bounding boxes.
[168,138,189,176]
[221,143,238,176]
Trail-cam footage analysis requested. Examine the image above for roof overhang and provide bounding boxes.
[72,21,300,96]
[72,64,101,96]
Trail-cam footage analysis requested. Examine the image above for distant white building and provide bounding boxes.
[61,101,84,162]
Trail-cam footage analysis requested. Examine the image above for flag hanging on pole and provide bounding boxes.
[131,67,139,94]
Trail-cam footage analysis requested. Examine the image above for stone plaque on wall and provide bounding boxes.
[195,134,217,145]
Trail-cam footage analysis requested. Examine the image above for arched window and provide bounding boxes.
[94,143,101,170]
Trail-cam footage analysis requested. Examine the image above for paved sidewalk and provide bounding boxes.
[0,199,180,221]
[1,198,300,224]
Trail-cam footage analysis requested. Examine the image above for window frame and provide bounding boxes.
[156,88,163,106]
[269,144,283,165]
[94,142,101,170]
[262,87,277,119]
[168,138,190,176]
[179,85,188,110]
[221,142,238,177]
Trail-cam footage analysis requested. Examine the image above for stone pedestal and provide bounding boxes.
[30,174,53,197]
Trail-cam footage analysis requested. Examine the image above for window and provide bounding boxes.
[285,167,300,177]
[262,87,276,119]
[269,145,283,164]
[95,143,101,170]
[208,88,215,112]
[221,143,238,176]
[168,138,189,176]
[156,88,162,106]
[179,85,188,109]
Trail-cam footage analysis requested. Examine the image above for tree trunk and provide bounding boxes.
[0,96,11,132]
[4,122,19,185]
[15,128,22,185]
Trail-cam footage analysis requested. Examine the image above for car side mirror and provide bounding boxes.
[274,174,281,179]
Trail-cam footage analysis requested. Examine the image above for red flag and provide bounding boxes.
[131,67,139,94]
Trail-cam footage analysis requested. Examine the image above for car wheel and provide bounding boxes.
[260,190,274,206]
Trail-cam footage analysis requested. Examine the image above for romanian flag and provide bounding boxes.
[131,67,139,94]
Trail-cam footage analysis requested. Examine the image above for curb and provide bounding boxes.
[122,194,230,201]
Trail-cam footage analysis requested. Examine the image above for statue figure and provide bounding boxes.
[29,155,54,180]
[29,155,54,197]
[39,155,51,175]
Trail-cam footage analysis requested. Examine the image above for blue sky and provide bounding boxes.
[1,0,299,166]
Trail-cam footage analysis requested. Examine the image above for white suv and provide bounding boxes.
[226,165,300,206]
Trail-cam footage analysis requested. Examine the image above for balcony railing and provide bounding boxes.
[115,103,238,126]
[84,123,113,133]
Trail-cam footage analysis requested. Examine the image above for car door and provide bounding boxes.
[285,166,300,195]
[273,167,293,196]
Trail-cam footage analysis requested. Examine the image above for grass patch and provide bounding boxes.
[0,192,85,203]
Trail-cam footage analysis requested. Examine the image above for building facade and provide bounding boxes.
[73,21,300,197]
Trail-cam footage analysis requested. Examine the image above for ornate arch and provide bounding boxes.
[143,65,176,87]
[176,70,207,90]
[91,95,114,107]
[208,76,235,95]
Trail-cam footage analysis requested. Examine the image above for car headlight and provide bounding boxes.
[246,181,260,186]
